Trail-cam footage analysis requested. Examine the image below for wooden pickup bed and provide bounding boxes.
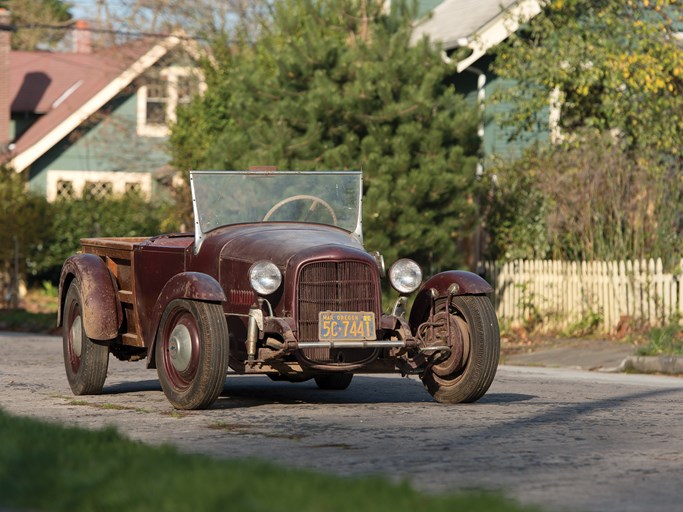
[80,237,150,348]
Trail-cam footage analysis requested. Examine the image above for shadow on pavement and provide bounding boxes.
[100,374,537,408]
[104,380,162,394]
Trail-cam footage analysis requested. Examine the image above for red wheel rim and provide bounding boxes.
[161,307,200,390]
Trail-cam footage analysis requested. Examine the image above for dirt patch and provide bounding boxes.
[501,332,636,357]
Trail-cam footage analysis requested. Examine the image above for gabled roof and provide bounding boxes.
[7,34,187,172]
[411,0,542,72]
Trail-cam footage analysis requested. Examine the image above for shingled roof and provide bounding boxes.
[7,34,186,172]
[412,0,541,71]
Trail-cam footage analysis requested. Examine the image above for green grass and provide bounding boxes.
[0,308,57,333]
[635,322,683,356]
[562,310,603,338]
[0,409,540,512]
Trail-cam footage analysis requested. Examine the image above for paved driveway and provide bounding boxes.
[2,332,682,512]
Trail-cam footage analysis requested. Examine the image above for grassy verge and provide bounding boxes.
[0,409,540,512]
[635,321,683,356]
[0,286,59,334]
[0,308,57,334]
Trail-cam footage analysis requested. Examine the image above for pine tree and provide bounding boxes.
[0,0,71,50]
[171,0,480,272]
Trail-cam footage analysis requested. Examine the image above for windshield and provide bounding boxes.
[190,170,363,251]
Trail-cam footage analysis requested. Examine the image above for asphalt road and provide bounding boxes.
[2,332,682,512]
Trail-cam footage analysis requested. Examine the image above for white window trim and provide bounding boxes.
[10,35,181,173]
[46,170,152,202]
[137,66,205,137]
[136,85,170,137]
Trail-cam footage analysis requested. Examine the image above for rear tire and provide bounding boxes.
[156,299,229,410]
[420,295,499,404]
[314,373,353,390]
[62,280,109,395]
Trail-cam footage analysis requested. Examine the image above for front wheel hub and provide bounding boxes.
[70,314,83,357]
[168,324,193,372]
[424,311,467,376]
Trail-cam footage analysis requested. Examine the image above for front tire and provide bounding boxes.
[156,299,229,410]
[420,295,499,404]
[63,280,109,395]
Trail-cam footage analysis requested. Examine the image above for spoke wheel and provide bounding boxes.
[314,373,353,390]
[156,299,229,410]
[420,295,499,404]
[63,280,109,395]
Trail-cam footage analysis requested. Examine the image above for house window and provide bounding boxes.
[125,182,142,195]
[56,180,76,200]
[145,81,169,125]
[177,74,200,107]
[83,181,113,200]
[137,67,203,137]
[46,171,153,202]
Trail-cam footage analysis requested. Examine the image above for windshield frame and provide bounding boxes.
[190,170,364,253]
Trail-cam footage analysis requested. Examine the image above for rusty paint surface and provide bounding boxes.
[58,254,122,341]
[64,222,491,381]
[143,272,227,365]
[408,271,494,329]
[230,289,257,306]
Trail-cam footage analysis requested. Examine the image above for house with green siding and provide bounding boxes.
[1,1,546,201]
[414,0,682,166]
[1,15,202,201]
[414,0,548,166]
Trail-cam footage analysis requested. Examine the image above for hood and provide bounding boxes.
[202,223,366,268]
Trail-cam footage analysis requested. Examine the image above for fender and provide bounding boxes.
[144,272,227,367]
[58,254,122,341]
[408,270,493,329]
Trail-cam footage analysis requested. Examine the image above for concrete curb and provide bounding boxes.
[620,355,683,375]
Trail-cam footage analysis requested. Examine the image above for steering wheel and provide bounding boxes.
[263,195,338,225]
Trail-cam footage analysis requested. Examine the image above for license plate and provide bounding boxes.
[318,311,377,341]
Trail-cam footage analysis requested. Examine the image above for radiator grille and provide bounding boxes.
[297,261,379,361]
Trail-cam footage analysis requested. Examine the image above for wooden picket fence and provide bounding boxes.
[482,259,683,333]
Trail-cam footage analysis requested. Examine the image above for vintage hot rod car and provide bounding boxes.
[58,171,500,409]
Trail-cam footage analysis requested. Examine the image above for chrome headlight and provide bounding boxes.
[248,261,282,295]
[389,259,422,294]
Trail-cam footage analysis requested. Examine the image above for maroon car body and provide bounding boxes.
[58,171,500,409]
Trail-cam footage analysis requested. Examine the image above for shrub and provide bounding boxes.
[29,194,170,284]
